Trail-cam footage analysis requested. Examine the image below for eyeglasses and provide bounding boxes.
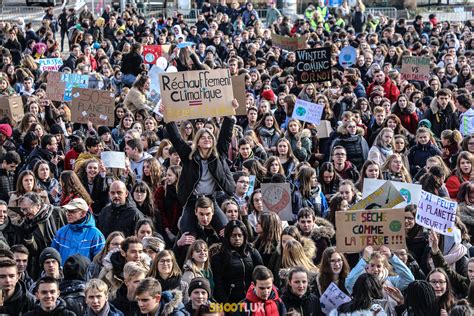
[330,259,343,264]
[429,280,447,285]
[405,216,415,221]
[333,153,346,157]
[159,259,172,264]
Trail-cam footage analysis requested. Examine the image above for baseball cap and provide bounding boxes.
[63,198,89,212]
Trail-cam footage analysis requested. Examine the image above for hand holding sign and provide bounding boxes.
[429,230,440,253]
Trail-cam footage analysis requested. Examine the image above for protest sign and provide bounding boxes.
[232,75,247,116]
[148,65,165,106]
[0,96,24,123]
[292,98,324,125]
[71,88,115,126]
[143,45,170,65]
[46,72,89,102]
[294,47,332,83]
[350,181,404,210]
[416,190,457,236]
[272,32,306,51]
[336,208,406,253]
[246,175,256,198]
[38,58,63,72]
[316,120,333,138]
[261,183,293,221]
[320,282,351,315]
[63,73,89,102]
[101,151,126,169]
[46,72,65,102]
[401,56,430,81]
[159,69,235,122]
[363,179,422,208]
[339,46,357,68]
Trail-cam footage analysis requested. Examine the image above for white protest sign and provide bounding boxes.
[320,282,351,315]
[292,99,324,125]
[100,151,126,169]
[416,190,457,236]
[363,179,422,208]
[39,58,63,72]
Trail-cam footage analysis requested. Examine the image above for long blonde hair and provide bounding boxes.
[382,153,412,182]
[282,239,318,272]
[189,128,219,160]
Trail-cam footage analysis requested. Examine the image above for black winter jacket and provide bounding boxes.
[27,147,60,179]
[110,284,142,316]
[211,246,263,304]
[59,279,86,316]
[281,290,324,316]
[97,200,144,238]
[24,298,76,316]
[0,280,35,315]
[407,143,442,177]
[0,168,15,202]
[166,116,236,206]
[331,134,369,171]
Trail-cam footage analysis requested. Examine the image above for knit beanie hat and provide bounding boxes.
[40,247,61,267]
[188,277,211,296]
[97,126,111,136]
[261,89,276,102]
[0,124,12,138]
[418,119,432,130]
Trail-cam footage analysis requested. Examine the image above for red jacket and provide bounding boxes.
[238,284,286,316]
[64,148,80,170]
[395,111,419,135]
[367,77,400,103]
[446,174,469,200]
[154,185,182,235]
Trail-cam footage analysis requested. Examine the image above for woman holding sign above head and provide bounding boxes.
[161,99,239,238]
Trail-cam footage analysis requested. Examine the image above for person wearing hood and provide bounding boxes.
[19,192,67,279]
[97,181,144,238]
[422,89,459,138]
[60,254,91,315]
[51,198,105,264]
[125,138,152,183]
[25,276,76,316]
[85,279,124,316]
[135,277,189,316]
[0,258,35,315]
[281,267,324,316]
[237,265,286,316]
[330,120,369,172]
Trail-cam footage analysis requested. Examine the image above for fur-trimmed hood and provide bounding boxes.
[429,97,455,114]
[336,124,364,136]
[157,289,187,316]
[310,217,336,240]
[392,100,416,115]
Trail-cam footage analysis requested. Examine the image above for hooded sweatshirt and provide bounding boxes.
[130,151,152,182]
[238,284,286,316]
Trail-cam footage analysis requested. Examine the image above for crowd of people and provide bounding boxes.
[0,0,472,315]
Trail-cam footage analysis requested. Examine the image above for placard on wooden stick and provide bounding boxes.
[335,208,406,253]
[71,88,115,126]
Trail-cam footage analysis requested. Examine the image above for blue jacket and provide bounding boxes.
[85,302,124,316]
[51,212,105,265]
[345,255,415,294]
[155,290,190,316]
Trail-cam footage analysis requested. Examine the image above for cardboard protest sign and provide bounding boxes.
[261,183,293,221]
[294,47,332,83]
[316,120,333,138]
[292,99,324,125]
[71,88,115,126]
[339,46,357,68]
[46,72,89,102]
[159,69,235,122]
[232,75,247,116]
[336,208,406,253]
[401,56,430,81]
[363,179,422,208]
[351,181,404,210]
[320,282,351,315]
[272,32,306,51]
[143,45,170,65]
[101,151,126,169]
[416,190,457,236]
[0,96,24,123]
[46,72,65,102]
[38,58,63,72]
